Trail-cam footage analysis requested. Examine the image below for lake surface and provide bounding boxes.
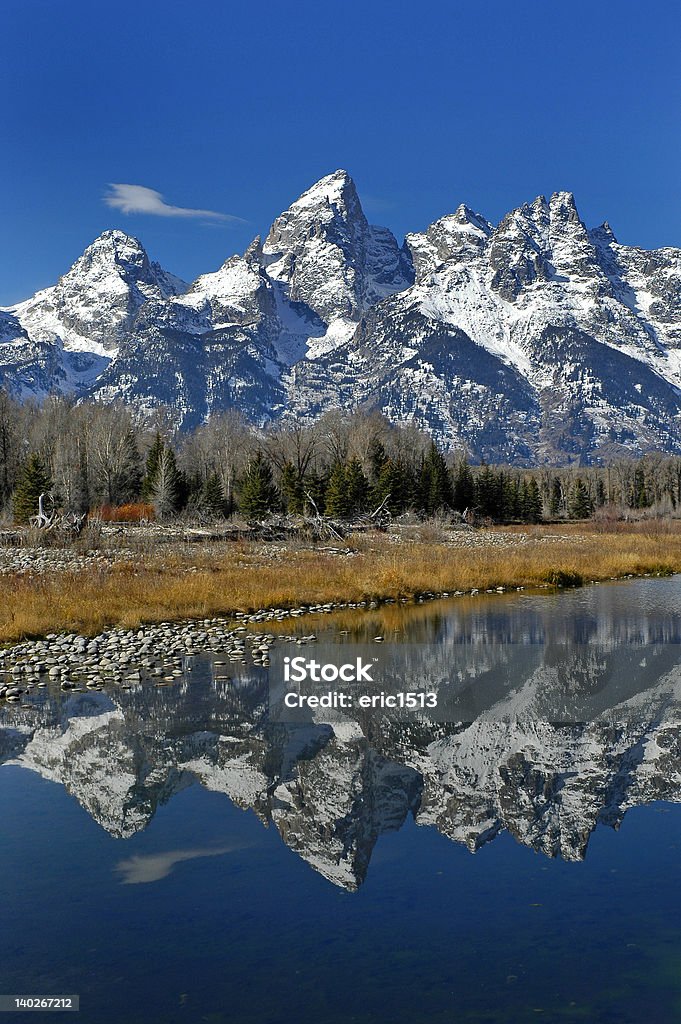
[2,578,681,1023]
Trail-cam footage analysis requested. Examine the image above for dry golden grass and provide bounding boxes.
[2,521,681,643]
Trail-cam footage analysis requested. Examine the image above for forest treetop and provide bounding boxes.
[0,390,676,524]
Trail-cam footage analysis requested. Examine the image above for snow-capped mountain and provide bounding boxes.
[289,189,681,462]
[262,169,413,337]
[14,229,185,356]
[3,172,681,461]
[1,230,186,399]
[89,240,290,425]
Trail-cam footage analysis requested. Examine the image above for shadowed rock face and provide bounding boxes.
[4,621,681,890]
[3,174,681,459]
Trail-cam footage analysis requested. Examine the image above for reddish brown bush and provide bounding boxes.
[96,503,155,523]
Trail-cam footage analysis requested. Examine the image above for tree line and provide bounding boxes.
[2,390,681,525]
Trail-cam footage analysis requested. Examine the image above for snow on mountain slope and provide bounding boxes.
[402,191,680,392]
[88,243,290,428]
[3,174,681,461]
[87,172,414,429]
[1,230,186,400]
[10,229,186,355]
[287,188,681,461]
[262,169,413,323]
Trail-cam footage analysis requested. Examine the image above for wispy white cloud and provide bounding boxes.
[104,183,244,223]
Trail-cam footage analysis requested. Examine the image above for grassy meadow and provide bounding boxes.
[1,519,681,644]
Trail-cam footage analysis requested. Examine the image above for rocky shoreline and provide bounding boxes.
[1,518,675,706]
[0,593,404,705]
[0,584,510,706]
[0,546,133,577]
[1,568,669,707]
[0,611,307,706]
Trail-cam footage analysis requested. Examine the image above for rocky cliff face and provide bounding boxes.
[263,169,413,323]
[3,174,681,460]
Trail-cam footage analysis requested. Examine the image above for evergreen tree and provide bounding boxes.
[13,453,52,525]
[113,429,142,505]
[202,473,226,518]
[522,478,543,523]
[372,458,413,515]
[324,462,350,519]
[475,464,493,518]
[419,442,452,515]
[568,478,593,519]
[184,469,204,505]
[452,460,475,513]
[280,461,306,515]
[549,477,563,518]
[345,457,369,517]
[238,453,280,519]
[475,464,504,519]
[503,474,521,520]
[632,466,649,508]
[305,470,328,515]
[141,433,165,502]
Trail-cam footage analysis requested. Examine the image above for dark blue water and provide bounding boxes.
[3,578,681,1024]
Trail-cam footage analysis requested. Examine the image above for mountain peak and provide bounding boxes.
[93,227,143,244]
[281,170,360,222]
[244,235,264,264]
[262,170,409,321]
[293,169,357,205]
[82,229,148,263]
[60,230,161,292]
[591,221,618,244]
[9,227,185,364]
[550,189,576,203]
[549,190,580,221]
[529,195,549,217]
[453,203,493,235]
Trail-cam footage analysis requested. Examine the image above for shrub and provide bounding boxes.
[97,503,155,523]
[543,569,584,587]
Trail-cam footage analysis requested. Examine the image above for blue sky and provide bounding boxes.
[2,0,680,304]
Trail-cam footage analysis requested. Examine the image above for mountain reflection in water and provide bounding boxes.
[2,578,681,892]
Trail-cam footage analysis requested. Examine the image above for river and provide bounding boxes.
[2,577,681,1023]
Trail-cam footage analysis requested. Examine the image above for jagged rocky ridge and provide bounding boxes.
[3,171,681,462]
[3,630,681,890]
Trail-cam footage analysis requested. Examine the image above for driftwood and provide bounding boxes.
[352,493,392,531]
[29,492,56,529]
[303,492,346,541]
[29,493,87,536]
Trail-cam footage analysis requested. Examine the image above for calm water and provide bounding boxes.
[3,578,681,1023]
